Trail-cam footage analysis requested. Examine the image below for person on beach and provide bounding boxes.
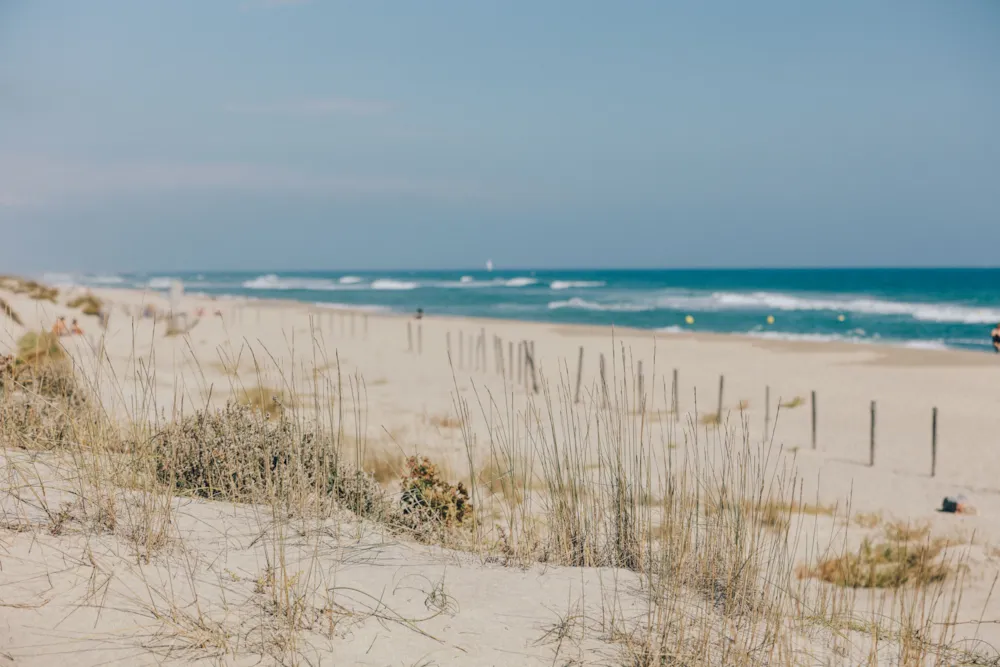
[991,323,1000,353]
[415,308,424,320]
[51,317,68,337]
[71,319,83,335]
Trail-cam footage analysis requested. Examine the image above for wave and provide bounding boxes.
[147,277,176,289]
[503,277,537,287]
[316,302,390,313]
[549,289,1000,325]
[338,276,363,284]
[708,291,1000,324]
[550,280,606,290]
[86,274,126,285]
[371,279,418,291]
[242,274,342,291]
[548,297,653,312]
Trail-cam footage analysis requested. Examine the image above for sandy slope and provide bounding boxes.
[3,284,1000,664]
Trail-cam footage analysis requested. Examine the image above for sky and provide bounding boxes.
[1,0,999,273]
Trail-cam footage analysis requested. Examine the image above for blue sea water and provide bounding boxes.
[53,269,1000,352]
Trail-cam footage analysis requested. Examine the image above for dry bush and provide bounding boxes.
[0,296,22,326]
[429,414,462,429]
[883,519,931,543]
[237,385,293,418]
[854,511,882,529]
[802,538,953,588]
[67,293,103,316]
[148,402,393,521]
[0,275,59,302]
[1,332,86,406]
[400,456,473,528]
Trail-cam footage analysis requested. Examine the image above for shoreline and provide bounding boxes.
[87,284,1000,367]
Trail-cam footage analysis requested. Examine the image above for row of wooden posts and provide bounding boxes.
[407,324,944,479]
[228,306,370,339]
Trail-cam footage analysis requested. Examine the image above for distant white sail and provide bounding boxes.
[486,259,494,272]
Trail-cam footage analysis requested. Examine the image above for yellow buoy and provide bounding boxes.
[837,314,846,322]
[685,315,694,325]
[766,315,775,325]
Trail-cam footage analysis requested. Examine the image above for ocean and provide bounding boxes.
[51,269,1000,353]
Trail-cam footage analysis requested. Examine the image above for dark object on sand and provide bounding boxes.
[941,495,970,514]
[415,308,423,320]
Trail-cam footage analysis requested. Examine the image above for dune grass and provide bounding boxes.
[0,275,59,302]
[0,296,22,326]
[0,328,985,665]
[780,395,806,409]
[67,293,103,316]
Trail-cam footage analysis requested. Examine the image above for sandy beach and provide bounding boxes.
[3,282,1000,665]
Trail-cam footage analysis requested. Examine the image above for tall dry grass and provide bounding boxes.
[0,325,989,665]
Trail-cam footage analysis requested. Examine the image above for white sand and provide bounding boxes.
[3,284,1000,664]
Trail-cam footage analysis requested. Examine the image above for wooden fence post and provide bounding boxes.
[407,321,413,352]
[508,341,513,379]
[574,346,584,404]
[931,407,938,477]
[811,390,817,450]
[525,343,538,393]
[637,360,644,407]
[717,375,724,421]
[672,368,678,414]
[364,314,368,338]
[600,354,607,406]
[418,323,423,355]
[517,342,523,383]
[764,385,770,439]
[459,332,464,369]
[869,401,876,467]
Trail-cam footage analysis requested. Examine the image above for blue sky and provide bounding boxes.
[1,0,999,272]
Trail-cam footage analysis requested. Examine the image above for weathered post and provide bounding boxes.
[931,407,938,477]
[869,401,876,467]
[811,390,817,450]
[574,346,584,404]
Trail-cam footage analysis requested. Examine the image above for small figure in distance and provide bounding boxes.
[991,322,1000,354]
[71,319,83,335]
[415,308,423,320]
[51,317,68,337]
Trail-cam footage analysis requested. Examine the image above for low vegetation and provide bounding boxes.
[0,332,985,665]
[237,384,293,418]
[0,275,59,302]
[0,296,22,326]
[67,292,103,316]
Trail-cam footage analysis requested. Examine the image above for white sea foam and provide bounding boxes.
[547,289,1000,325]
[242,274,342,291]
[339,276,363,284]
[656,325,685,334]
[548,297,653,312]
[41,272,77,286]
[147,277,176,289]
[460,276,475,283]
[708,291,1000,324]
[316,302,389,313]
[745,331,863,345]
[503,277,538,287]
[87,274,126,285]
[550,280,606,290]
[371,279,418,291]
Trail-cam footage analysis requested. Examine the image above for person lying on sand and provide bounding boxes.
[51,317,68,337]
[992,323,1000,353]
[71,319,83,335]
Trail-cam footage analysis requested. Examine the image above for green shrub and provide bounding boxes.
[399,456,473,527]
